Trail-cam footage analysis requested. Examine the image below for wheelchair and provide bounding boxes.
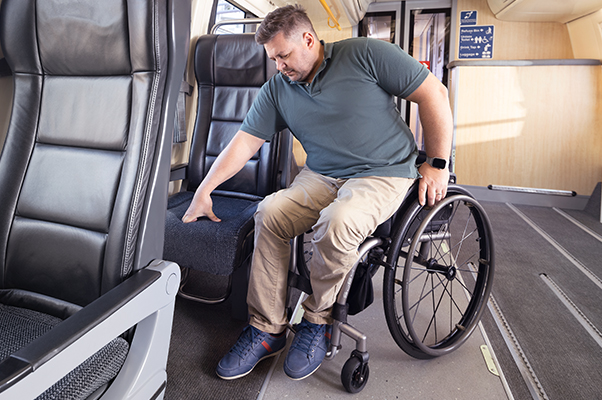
[286,176,495,393]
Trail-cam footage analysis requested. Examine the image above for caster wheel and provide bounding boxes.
[341,356,369,393]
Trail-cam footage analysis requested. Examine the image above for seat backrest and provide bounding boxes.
[187,34,283,197]
[0,0,187,308]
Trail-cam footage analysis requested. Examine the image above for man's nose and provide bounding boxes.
[276,59,286,71]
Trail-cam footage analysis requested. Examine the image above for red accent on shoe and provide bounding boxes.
[262,341,273,352]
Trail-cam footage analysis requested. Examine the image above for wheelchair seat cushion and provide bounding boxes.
[164,191,259,276]
[0,304,129,399]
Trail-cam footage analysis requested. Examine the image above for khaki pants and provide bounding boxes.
[247,166,414,334]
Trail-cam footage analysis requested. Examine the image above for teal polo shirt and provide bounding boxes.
[240,37,429,179]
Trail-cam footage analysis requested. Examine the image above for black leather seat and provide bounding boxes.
[0,0,190,398]
[164,33,293,320]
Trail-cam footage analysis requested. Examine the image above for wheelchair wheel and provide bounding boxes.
[341,356,369,393]
[383,190,494,358]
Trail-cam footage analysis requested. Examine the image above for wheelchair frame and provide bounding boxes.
[287,182,495,393]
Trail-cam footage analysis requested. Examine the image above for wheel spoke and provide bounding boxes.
[406,273,447,314]
[410,271,431,327]
[430,270,468,317]
[423,273,441,343]
[455,249,481,273]
[453,272,477,296]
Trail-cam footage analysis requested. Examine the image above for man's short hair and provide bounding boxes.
[255,5,317,45]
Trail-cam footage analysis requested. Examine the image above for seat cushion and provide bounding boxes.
[0,303,129,400]
[164,191,259,276]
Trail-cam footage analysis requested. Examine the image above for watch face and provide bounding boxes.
[431,158,447,169]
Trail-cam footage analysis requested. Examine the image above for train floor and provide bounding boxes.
[477,201,602,400]
[165,192,602,400]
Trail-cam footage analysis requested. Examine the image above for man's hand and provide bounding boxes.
[418,163,450,207]
[180,130,266,224]
[182,191,221,223]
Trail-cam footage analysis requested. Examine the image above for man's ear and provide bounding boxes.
[303,31,316,49]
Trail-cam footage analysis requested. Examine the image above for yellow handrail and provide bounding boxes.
[318,0,342,31]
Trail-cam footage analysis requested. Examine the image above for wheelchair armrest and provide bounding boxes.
[0,260,180,399]
[170,163,188,182]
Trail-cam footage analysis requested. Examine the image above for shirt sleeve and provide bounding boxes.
[239,79,288,141]
[365,39,430,99]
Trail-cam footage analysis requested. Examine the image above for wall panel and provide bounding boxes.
[455,0,574,60]
[453,63,602,196]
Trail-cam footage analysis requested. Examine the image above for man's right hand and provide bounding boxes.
[182,191,221,223]
[180,130,265,224]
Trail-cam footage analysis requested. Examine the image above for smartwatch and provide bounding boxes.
[426,156,448,170]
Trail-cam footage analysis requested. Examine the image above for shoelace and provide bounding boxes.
[291,322,324,358]
[230,326,264,358]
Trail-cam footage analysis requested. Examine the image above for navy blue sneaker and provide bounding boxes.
[284,318,330,380]
[216,325,286,380]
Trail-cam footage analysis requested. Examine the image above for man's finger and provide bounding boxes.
[418,181,427,206]
[182,213,196,223]
[428,189,437,207]
[182,211,222,223]
[207,212,221,223]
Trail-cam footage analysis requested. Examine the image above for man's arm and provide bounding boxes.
[405,73,453,207]
[182,130,266,223]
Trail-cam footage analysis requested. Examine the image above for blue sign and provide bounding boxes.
[460,11,477,26]
[459,25,494,59]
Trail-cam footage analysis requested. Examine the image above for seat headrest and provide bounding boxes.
[195,34,276,87]
[0,0,156,75]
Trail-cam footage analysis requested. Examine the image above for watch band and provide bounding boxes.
[426,156,448,170]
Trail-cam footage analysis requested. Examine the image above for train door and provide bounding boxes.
[404,3,451,151]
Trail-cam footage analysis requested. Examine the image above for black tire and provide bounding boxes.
[341,356,369,393]
[383,196,434,359]
[383,188,494,358]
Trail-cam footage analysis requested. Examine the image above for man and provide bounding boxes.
[183,5,452,381]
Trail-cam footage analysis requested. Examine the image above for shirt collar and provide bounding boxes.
[323,41,333,61]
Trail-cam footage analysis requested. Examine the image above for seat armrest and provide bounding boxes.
[0,260,180,399]
[170,163,188,182]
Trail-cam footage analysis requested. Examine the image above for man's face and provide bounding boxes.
[264,31,317,82]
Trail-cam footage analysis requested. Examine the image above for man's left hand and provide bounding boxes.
[418,163,450,207]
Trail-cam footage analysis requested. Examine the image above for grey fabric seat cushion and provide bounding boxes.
[164,191,258,276]
[0,304,129,400]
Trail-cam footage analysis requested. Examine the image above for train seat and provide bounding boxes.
[164,33,293,320]
[0,0,190,398]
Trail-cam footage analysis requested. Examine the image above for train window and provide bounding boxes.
[359,11,397,43]
[213,0,258,34]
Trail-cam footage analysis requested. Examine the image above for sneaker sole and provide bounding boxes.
[284,361,322,381]
[216,347,285,381]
